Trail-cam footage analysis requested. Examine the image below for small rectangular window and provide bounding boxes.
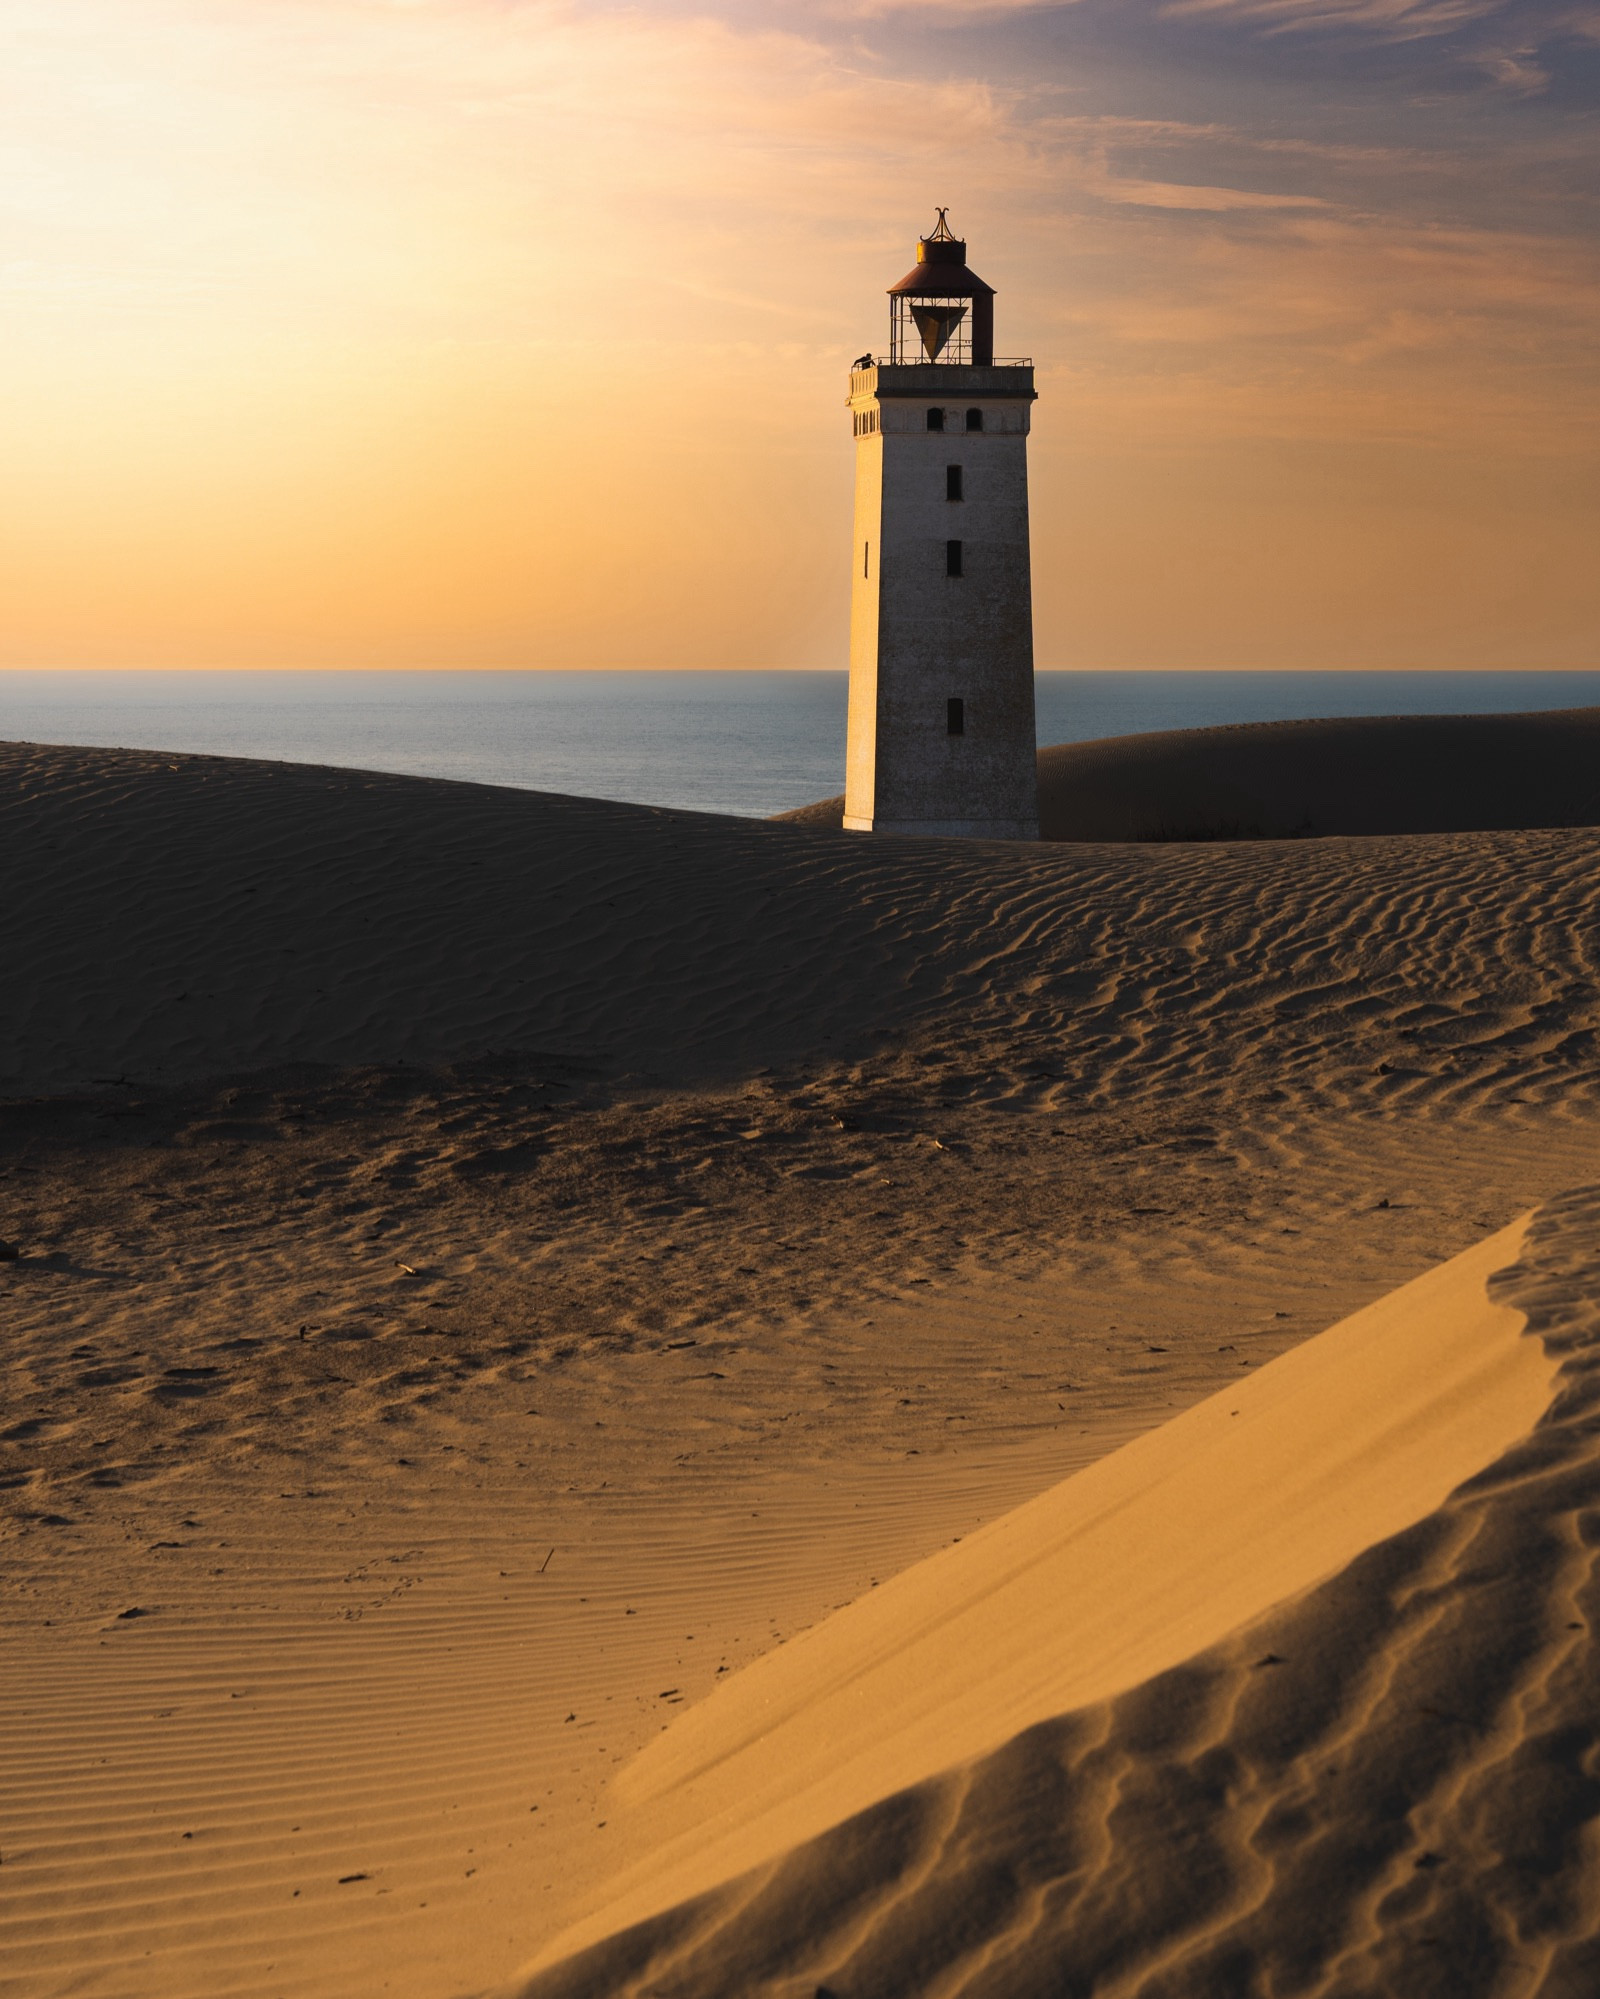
[927,408,945,433]
[947,697,965,737]
[946,465,963,502]
[863,540,870,579]
[946,539,963,578]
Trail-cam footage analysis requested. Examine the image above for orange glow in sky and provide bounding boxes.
[3,0,1597,669]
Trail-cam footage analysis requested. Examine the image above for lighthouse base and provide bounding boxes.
[844,814,1039,841]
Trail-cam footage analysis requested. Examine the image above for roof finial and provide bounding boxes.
[929,207,956,242]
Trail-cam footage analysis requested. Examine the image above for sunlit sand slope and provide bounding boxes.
[777,706,1600,841]
[500,1200,1600,1997]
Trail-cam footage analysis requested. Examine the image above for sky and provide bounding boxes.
[2,0,1597,670]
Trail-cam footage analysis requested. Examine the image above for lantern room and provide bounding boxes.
[886,209,996,367]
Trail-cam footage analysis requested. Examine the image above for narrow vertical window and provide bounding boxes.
[946,539,963,578]
[966,408,984,432]
[946,465,963,502]
[863,540,870,579]
[926,408,945,433]
[947,697,965,737]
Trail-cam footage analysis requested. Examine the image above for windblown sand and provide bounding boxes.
[2,731,1599,1998]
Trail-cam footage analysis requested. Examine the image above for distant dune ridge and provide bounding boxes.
[777,706,1600,840]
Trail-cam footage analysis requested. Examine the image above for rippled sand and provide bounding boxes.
[3,736,1599,1998]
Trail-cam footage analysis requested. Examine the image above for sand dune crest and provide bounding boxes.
[509,1213,1554,1986]
[777,706,1600,841]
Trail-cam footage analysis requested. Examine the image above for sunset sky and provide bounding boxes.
[3,0,1597,670]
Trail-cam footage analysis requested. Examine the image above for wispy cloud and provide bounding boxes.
[1088,175,1329,209]
[1465,42,1552,88]
[1160,0,1504,36]
[827,0,1069,12]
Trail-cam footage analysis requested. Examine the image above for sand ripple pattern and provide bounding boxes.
[4,746,1600,1127]
[505,1185,1600,1999]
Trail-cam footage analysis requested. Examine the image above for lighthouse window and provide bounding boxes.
[946,465,963,502]
[926,408,945,432]
[863,540,870,579]
[966,408,984,432]
[947,698,965,737]
[946,539,963,578]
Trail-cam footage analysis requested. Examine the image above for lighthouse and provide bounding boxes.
[843,212,1039,840]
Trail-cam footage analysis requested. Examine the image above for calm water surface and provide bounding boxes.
[4,670,1597,820]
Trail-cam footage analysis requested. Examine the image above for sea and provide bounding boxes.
[3,669,1597,822]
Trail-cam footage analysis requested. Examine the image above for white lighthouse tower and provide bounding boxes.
[843,212,1039,840]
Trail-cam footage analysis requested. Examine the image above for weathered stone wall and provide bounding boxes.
[844,363,1039,840]
[843,420,883,827]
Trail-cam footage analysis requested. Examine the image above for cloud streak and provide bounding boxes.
[1160,0,1503,35]
[1465,41,1552,87]
[1088,174,1329,209]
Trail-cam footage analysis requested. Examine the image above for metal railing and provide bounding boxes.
[862,355,1033,369]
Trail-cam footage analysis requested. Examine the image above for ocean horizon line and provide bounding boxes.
[6,666,1599,821]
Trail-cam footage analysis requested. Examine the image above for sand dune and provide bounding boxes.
[777,706,1600,841]
[5,734,1600,1996]
[498,1213,1564,1992]
[11,736,1600,1113]
[3,1429,1148,1999]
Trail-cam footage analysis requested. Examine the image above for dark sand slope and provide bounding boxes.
[10,734,1600,1108]
[777,707,1600,841]
[499,1190,1600,1999]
